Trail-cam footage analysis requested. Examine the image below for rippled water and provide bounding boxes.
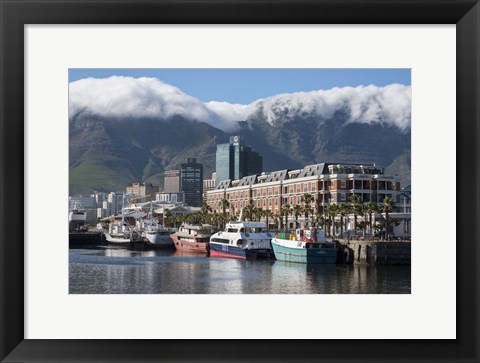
[69,248,411,294]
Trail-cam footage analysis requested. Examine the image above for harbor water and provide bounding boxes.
[69,248,411,294]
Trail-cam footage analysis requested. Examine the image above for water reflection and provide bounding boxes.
[69,248,410,294]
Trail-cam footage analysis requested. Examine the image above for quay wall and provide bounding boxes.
[344,241,411,265]
[69,232,106,248]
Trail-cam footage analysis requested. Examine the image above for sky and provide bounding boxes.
[69,68,411,104]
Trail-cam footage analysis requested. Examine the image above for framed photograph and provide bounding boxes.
[1,0,478,362]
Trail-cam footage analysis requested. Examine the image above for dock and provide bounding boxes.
[340,240,411,265]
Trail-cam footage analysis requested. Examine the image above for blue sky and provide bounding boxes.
[69,69,410,104]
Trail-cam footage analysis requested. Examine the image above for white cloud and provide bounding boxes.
[69,76,411,132]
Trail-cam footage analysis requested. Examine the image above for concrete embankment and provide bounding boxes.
[69,232,106,248]
[339,240,411,265]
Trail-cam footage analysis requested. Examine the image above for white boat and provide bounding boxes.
[103,193,145,248]
[69,208,87,232]
[139,201,174,248]
[209,220,273,260]
[141,220,175,248]
[104,223,144,245]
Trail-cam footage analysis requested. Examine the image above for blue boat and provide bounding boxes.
[271,228,337,264]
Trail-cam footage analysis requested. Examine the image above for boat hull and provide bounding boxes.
[144,232,174,248]
[172,233,209,253]
[271,238,337,264]
[209,243,272,260]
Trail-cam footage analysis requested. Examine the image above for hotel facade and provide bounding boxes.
[206,163,401,225]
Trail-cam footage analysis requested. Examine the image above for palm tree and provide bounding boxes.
[364,201,378,237]
[382,196,395,240]
[244,204,255,221]
[292,204,303,229]
[281,203,291,230]
[349,194,363,233]
[300,193,314,227]
[325,204,338,237]
[263,209,273,230]
[220,198,230,228]
[272,213,280,230]
[163,208,172,227]
[337,203,349,237]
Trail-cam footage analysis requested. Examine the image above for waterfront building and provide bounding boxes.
[125,182,159,202]
[215,135,263,183]
[180,158,203,207]
[156,192,185,204]
[164,170,181,193]
[203,172,216,203]
[206,162,402,229]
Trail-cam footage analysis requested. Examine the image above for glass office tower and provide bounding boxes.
[215,136,263,183]
[180,158,203,207]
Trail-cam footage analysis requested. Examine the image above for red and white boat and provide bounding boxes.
[172,224,213,254]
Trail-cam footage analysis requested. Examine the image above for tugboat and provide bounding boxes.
[209,217,273,260]
[271,228,337,264]
[172,223,213,254]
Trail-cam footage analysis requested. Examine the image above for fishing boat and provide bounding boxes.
[103,193,147,249]
[139,202,174,248]
[171,223,213,253]
[271,228,337,264]
[209,220,273,260]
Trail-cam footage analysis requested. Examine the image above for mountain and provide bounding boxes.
[69,78,411,195]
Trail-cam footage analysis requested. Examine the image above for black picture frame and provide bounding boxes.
[1,1,478,362]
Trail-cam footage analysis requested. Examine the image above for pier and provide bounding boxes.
[341,240,411,265]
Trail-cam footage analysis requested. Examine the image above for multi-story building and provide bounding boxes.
[180,158,203,207]
[206,163,402,228]
[203,172,216,203]
[156,192,185,204]
[164,170,180,193]
[215,135,263,183]
[125,182,159,201]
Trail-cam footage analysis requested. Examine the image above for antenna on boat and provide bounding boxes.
[238,208,243,222]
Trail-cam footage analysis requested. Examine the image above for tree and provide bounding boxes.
[220,198,230,228]
[364,201,378,237]
[244,204,255,221]
[382,196,395,240]
[263,209,273,230]
[164,208,172,227]
[281,203,291,230]
[349,194,363,233]
[325,204,338,237]
[337,204,349,236]
[272,213,281,230]
[292,204,303,229]
[300,193,314,227]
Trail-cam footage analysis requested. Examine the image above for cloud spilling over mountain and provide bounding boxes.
[69,76,411,132]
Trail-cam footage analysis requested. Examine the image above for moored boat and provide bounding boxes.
[172,223,213,253]
[69,208,87,232]
[209,220,273,260]
[271,228,337,264]
[104,223,147,250]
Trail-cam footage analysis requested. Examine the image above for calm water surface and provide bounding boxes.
[69,248,411,294]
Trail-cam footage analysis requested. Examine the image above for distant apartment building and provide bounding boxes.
[156,192,185,204]
[203,172,216,203]
[180,158,203,207]
[164,170,180,193]
[125,182,159,202]
[206,163,401,228]
[215,135,263,183]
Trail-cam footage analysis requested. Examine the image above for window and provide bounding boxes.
[341,193,346,201]
[341,180,346,189]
